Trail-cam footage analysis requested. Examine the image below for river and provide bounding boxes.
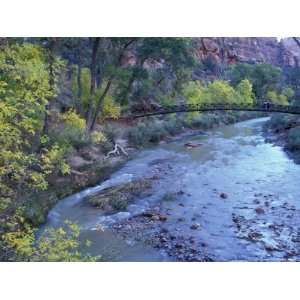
[44,117,300,261]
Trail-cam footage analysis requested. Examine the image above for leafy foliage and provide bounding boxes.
[183,79,254,106]
[4,221,98,261]
[0,43,68,213]
[229,63,282,98]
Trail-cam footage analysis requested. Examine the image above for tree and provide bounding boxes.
[183,79,255,108]
[0,43,69,215]
[84,38,138,132]
[206,80,237,104]
[229,63,282,99]
[282,86,294,100]
[85,37,101,132]
[266,90,289,105]
[82,38,194,132]
[236,79,255,105]
[39,38,63,134]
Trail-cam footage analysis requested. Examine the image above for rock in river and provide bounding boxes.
[190,223,201,230]
[220,192,228,199]
[87,178,152,211]
[255,207,265,214]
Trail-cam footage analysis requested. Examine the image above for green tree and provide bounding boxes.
[229,63,282,99]
[82,38,195,132]
[4,221,98,262]
[266,90,289,105]
[206,80,237,104]
[236,79,255,105]
[282,87,294,100]
[0,43,68,214]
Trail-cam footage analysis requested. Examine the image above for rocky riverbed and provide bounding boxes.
[43,117,300,261]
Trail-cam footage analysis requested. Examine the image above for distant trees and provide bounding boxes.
[266,87,294,105]
[183,79,254,107]
[67,38,195,132]
[228,63,282,99]
[236,79,255,105]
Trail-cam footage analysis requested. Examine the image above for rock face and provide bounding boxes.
[193,37,300,67]
[280,38,300,66]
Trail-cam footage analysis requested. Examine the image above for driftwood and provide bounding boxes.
[106,143,128,158]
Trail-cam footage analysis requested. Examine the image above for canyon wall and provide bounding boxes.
[193,37,300,67]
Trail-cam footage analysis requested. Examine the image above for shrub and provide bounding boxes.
[50,110,87,149]
[3,221,98,262]
[127,121,168,147]
[164,118,184,136]
[127,123,149,147]
[147,121,168,143]
[266,114,296,132]
[100,94,121,120]
[103,123,120,143]
[61,110,86,130]
[91,131,107,144]
[187,113,219,130]
[287,126,300,151]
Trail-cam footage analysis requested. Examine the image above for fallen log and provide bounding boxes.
[106,143,128,158]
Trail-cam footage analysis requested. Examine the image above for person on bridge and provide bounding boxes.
[263,101,271,110]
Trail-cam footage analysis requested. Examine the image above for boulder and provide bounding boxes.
[190,223,201,230]
[220,192,228,199]
[88,178,152,211]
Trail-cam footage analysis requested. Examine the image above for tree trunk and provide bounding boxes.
[76,63,83,113]
[86,38,138,132]
[86,37,100,132]
[88,79,112,131]
[43,38,57,135]
[120,57,146,105]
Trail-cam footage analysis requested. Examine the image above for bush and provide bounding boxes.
[127,123,149,147]
[50,110,88,149]
[90,131,107,144]
[266,114,296,132]
[186,113,219,130]
[127,121,168,147]
[102,123,120,143]
[287,126,300,151]
[3,221,98,262]
[147,121,168,143]
[164,118,184,136]
[51,126,87,149]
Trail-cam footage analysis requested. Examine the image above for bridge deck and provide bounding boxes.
[125,103,300,118]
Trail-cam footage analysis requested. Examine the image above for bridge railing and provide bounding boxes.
[130,102,300,117]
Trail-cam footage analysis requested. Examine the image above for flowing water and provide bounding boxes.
[44,117,300,261]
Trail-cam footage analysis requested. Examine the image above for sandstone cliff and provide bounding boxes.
[193,37,300,67]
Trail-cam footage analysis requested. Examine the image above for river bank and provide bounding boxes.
[263,114,300,163]
[44,116,300,261]
[26,111,262,227]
